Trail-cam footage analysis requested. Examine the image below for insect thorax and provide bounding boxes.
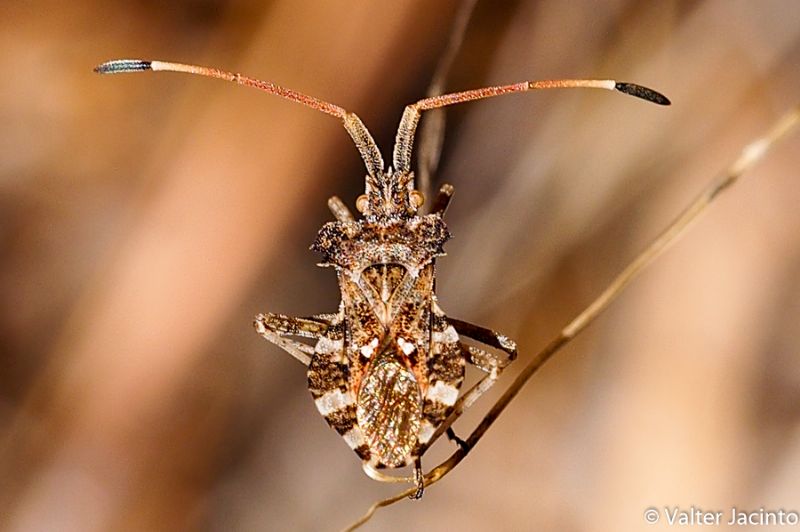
[312,211,450,271]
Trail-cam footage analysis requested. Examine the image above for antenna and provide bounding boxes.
[393,78,670,173]
[94,59,385,176]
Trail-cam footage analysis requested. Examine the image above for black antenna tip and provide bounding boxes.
[94,59,152,74]
[614,82,671,106]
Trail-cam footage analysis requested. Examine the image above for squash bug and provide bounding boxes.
[94,57,668,497]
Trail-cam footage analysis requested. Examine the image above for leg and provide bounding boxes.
[255,312,330,338]
[327,195,355,223]
[361,457,425,499]
[449,317,517,360]
[450,317,517,409]
[430,183,455,216]
[362,462,414,484]
[458,344,512,408]
[410,457,424,500]
[253,312,331,366]
[446,427,468,452]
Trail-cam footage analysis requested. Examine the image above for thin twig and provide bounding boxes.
[344,104,800,531]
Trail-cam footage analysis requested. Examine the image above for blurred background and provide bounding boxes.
[1,1,799,530]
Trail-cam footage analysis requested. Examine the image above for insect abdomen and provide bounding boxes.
[356,356,422,468]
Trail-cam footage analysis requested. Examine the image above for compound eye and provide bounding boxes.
[356,194,369,213]
[410,190,424,209]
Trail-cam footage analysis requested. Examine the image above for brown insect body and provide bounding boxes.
[310,170,462,468]
[94,57,668,493]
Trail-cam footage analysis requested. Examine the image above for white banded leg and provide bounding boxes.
[449,317,518,360]
[362,459,425,499]
[362,463,415,484]
[459,345,512,409]
[254,313,332,366]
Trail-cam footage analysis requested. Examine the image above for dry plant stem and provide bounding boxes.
[344,104,800,532]
[417,0,479,200]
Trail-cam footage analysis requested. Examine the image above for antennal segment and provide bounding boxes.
[392,78,670,173]
[94,59,385,176]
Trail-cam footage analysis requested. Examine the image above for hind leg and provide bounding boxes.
[449,317,517,360]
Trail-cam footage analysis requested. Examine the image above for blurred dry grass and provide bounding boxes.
[1,1,799,531]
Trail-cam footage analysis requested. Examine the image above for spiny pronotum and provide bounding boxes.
[94,57,669,497]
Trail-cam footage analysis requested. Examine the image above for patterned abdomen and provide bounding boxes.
[356,357,422,468]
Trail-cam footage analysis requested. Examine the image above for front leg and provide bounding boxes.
[254,313,332,366]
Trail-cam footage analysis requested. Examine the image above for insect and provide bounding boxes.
[94,57,669,497]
